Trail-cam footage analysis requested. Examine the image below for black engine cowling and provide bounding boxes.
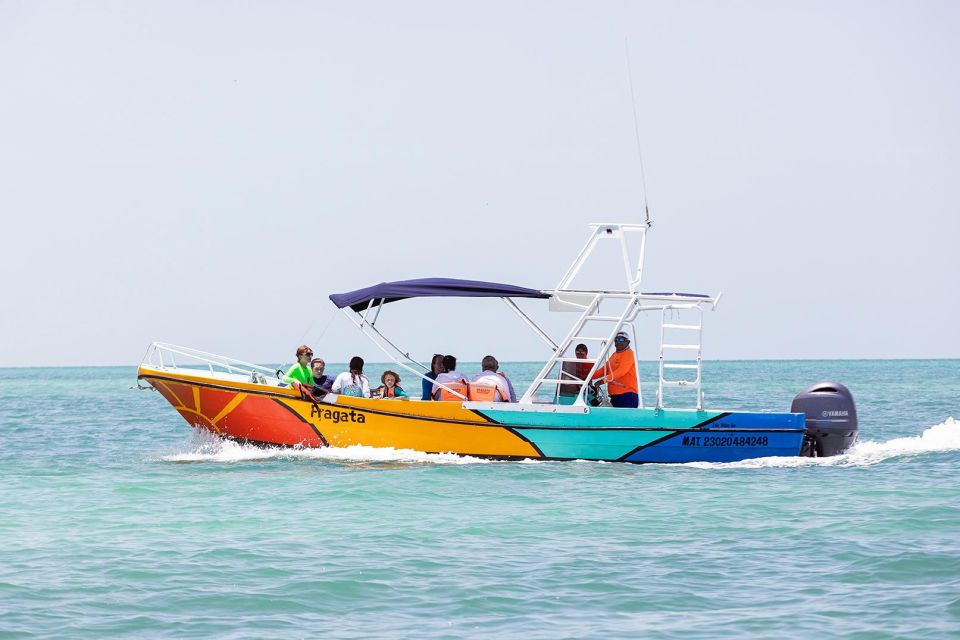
[791,382,858,457]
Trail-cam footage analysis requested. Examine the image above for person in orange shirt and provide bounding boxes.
[591,331,639,408]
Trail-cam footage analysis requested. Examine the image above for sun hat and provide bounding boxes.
[615,331,629,341]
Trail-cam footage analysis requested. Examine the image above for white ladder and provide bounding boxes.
[657,305,703,410]
[521,294,641,405]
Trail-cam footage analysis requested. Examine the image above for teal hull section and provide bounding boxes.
[477,407,806,463]
[512,428,671,460]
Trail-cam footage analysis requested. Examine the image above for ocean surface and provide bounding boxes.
[1,360,959,638]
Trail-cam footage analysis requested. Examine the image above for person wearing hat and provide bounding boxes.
[590,331,639,408]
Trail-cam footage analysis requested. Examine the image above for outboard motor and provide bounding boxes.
[791,382,858,457]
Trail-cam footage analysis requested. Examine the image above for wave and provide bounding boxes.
[684,416,960,469]
[159,435,491,466]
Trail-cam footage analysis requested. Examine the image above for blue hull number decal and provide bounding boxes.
[682,435,770,447]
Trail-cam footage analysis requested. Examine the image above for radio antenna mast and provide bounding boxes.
[625,38,651,227]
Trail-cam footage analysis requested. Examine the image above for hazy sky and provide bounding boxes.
[1,1,958,367]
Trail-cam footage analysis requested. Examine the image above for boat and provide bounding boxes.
[137,222,859,463]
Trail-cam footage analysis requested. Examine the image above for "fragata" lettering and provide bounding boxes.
[310,405,367,424]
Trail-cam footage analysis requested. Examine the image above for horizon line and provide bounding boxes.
[2,357,960,370]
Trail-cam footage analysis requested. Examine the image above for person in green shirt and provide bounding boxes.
[282,345,315,389]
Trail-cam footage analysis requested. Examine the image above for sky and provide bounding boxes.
[1,1,958,367]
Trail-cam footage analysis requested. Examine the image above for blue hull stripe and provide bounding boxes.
[625,430,804,463]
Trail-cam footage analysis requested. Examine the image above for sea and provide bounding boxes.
[1,360,958,639]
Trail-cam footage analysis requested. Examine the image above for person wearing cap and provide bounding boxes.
[591,331,639,408]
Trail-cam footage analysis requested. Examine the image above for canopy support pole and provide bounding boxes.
[502,298,559,351]
[369,299,384,326]
[339,308,467,400]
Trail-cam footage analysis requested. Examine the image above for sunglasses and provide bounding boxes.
[614,338,627,342]
[303,352,314,358]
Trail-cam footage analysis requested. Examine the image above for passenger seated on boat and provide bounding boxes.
[373,370,409,400]
[310,358,334,394]
[469,355,512,402]
[432,355,468,400]
[434,381,469,402]
[467,384,502,402]
[421,354,446,401]
[331,356,371,398]
[282,345,315,390]
[558,343,593,405]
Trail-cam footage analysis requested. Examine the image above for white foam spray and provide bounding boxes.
[684,417,960,469]
[159,433,490,466]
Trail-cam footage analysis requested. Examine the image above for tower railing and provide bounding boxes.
[524,222,717,410]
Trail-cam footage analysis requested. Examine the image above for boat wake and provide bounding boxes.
[684,417,960,469]
[159,418,960,469]
[159,434,490,466]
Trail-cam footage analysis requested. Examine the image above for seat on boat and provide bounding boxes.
[433,382,469,401]
[468,384,508,402]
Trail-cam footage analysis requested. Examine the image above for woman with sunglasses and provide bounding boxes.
[282,344,316,390]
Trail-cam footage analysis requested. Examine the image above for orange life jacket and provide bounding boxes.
[433,381,469,401]
[467,383,509,402]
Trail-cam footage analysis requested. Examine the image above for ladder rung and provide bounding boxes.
[662,344,700,350]
[554,357,598,363]
[539,378,587,385]
[663,363,699,370]
[661,380,698,387]
[575,337,611,341]
[585,316,624,322]
[662,323,701,330]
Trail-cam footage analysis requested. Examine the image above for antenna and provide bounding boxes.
[624,38,651,227]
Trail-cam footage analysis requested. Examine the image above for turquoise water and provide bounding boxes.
[2,361,959,638]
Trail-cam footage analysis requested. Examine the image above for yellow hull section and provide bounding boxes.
[139,366,540,458]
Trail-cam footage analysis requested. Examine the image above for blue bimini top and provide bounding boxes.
[329,278,549,312]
